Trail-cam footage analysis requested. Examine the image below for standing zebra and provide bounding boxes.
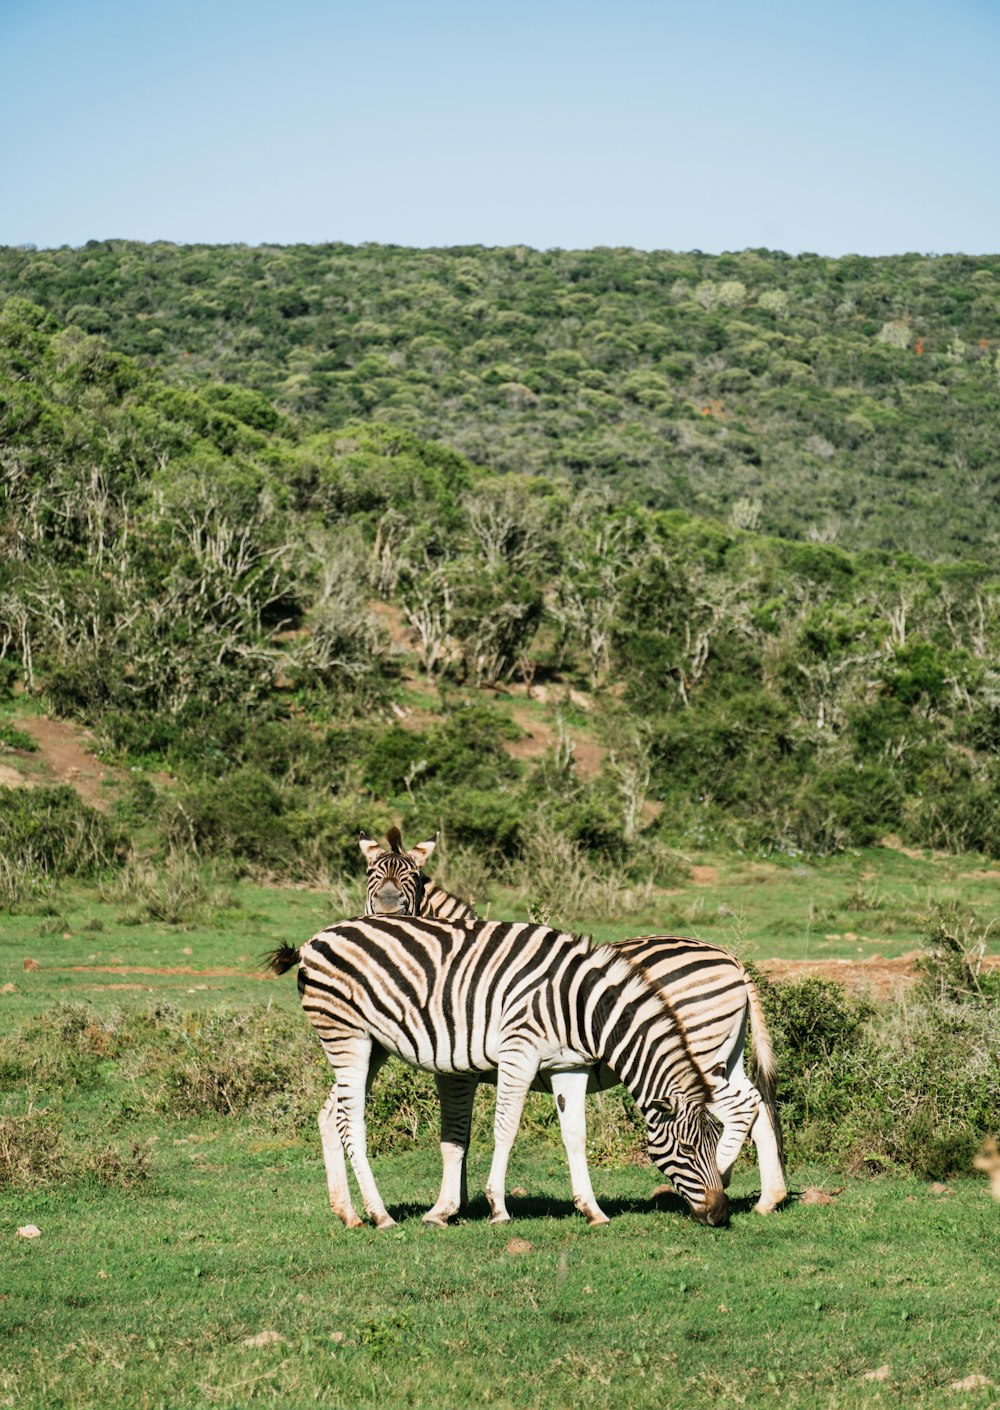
[357,831,786,1216]
[266,915,735,1229]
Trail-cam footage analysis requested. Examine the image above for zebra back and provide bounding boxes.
[611,933,774,1081]
[420,879,478,924]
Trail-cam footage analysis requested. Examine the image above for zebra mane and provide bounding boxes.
[386,826,404,853]
[589,942,714,1104]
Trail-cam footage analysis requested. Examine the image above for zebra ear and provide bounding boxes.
[407,836,437,868]
[359,835,384,864]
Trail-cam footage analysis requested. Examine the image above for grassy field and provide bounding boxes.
[1,849,998,1409]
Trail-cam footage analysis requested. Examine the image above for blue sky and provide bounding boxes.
[2,0,998,255]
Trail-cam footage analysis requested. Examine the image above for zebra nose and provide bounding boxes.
[691,1189,731,1227]
[374,885,407,915]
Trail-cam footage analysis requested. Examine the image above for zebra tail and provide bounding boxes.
[746,974,785,1169]
[262,944,302,975]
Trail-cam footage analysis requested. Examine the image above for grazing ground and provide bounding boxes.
[1,854,998,1408]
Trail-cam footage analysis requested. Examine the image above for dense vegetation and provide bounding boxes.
[2,244,998,1410]
[3,241,1000,558]
[2,290,1000,889]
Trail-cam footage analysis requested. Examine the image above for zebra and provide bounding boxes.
[265,915,738,1229]
[357,831,786,1217]
[360,827,476,923]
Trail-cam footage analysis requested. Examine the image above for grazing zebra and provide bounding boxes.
[360,828,477,923]
[358,832,786,1216]
[266,916,737,1229]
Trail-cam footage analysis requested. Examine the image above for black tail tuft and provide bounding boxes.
[262,944,302,975]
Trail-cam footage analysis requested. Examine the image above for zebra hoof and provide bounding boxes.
[422,1210,452,1227]
[585,1210,611,1227]
[754,1190,787,1214]
[374,1215,398,1230]
[487,1211,511,1226]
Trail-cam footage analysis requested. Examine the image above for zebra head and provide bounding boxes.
[359,827,437,916]
[645,1093,730,1227]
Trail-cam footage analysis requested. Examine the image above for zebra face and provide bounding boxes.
[359,831,436,917]
[646,1096,730,1227]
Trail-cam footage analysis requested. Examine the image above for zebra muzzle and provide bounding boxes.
[690,1188,731,1227]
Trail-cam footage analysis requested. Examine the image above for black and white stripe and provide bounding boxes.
[267,916,733,1229]
[358,835,786,1214]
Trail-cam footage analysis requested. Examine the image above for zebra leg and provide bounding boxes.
[424,1073,479,1226]
[334,1041,397,1231]
[318,1086,363,1229]
[484,1055,536,1225]
[749,1101,787,1213]
[707,1073,759,1186]
[713,1035,786,1211]
[549,1070,609,1226]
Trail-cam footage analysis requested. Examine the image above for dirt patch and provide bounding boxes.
[8,716,124,812]
[759,953,1000,1001]
[505,707,605,780]
[689,865,720,887]
[370,600,412,651]
[54,964,276,979]
[86,983,156,992]
[0,763,33,790]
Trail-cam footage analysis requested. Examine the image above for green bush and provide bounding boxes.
[0,786,123,905]
[754,916,1000,1177]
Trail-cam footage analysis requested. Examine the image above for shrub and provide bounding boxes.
[0,786,123,906]
[754,914,1000,1176]
[0,1110,150,1191]
[101,849,237,925]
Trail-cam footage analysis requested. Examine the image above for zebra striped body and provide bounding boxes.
[358,835,786,1215]
[268,916,732,1228]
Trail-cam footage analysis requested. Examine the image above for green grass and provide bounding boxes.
[2,1144,997,1410]
[1,850,998,1409]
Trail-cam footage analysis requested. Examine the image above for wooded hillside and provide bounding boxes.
[3,242,999,559]
[2,284,999,887]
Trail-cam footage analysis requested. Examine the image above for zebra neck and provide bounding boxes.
[421,880,477,923]
[578,953,712,1110]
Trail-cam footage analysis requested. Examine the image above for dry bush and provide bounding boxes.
[100,848,235,925]
[507,825,654,924]
[0,1107,149,1191]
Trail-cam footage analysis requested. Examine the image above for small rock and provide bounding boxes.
[242,1330,286,1348]
[800,1187,835,1205]
[17,1225,41,1239]
[1,983,16,995]
[863,1366,892,1382]
[22,958,40,972]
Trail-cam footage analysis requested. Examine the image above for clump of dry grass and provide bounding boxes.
[0,1107,151,1191]
[101,848,236,925]
[506,825,654,924]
